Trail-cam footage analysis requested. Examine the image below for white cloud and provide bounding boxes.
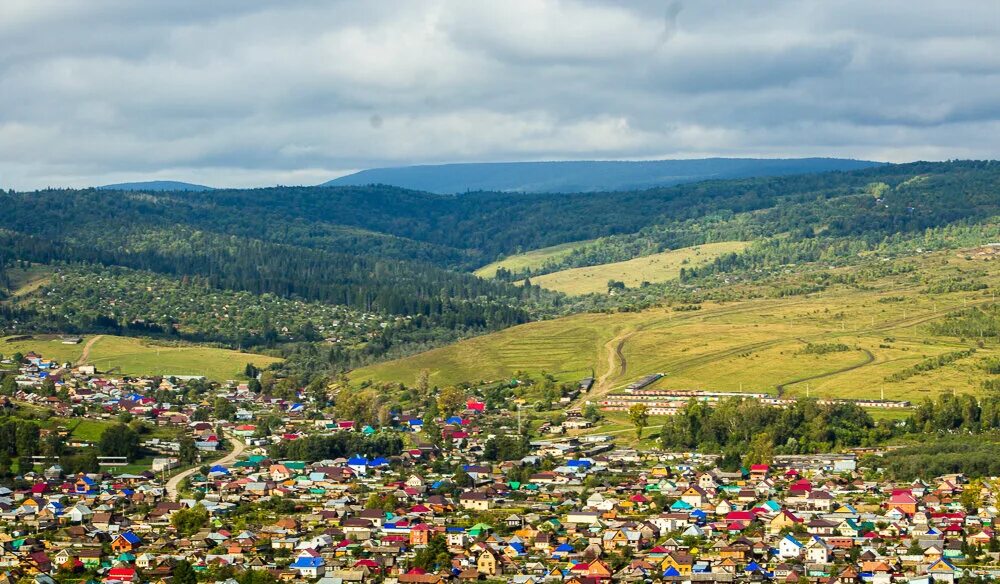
[0,0,998,190]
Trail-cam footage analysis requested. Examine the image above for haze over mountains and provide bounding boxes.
[96,158,883,194]
[321,158,883,194]
[98,181,213,192]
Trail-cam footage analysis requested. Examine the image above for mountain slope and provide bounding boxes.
[99,180,214,191]
[322,158,883,194]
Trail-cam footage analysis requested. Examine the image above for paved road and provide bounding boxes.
[165,433,246,500]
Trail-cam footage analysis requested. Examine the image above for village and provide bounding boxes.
[0,352,998,584]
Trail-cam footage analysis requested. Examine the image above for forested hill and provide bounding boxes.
[2,160,1000,378]
[1,160,1000,339]
[322,157,882,194]
[98,180,213,191]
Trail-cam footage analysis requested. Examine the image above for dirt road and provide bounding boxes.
[165,433,246,500]
[75,335,103,366]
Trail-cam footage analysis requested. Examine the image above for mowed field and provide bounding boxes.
[354,251,1000,402]
[474,240,594,278]
[0,335,279,380]
[526,241,749,295]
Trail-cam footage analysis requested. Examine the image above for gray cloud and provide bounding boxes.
[0,0,998,189]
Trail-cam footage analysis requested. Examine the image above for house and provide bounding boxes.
[289,549,325,578]
[111,531,141,553]
[805,536,832,564]
[778,535,804,559]
[477,549,503,576]
[660,552,692,576]
[459,491,493,511]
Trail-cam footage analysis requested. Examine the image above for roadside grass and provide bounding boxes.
[525,241,749,295]
[473,240,595,279]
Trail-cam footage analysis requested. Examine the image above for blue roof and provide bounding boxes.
[555,544,574,552]
[409,419,423,426]
[567,460,592,467]
[347,456,368,465]
[782,535,803,548]
[290,557,324,568]
[446,416,463,424]
[663,567,680,577]
[118,531,141,544]
[369,457,389,467]
[209,465,230,474]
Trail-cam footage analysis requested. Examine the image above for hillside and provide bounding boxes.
[353,248,1000,400]
[524,241,749,295]
[474,240,595,279]
[323,158,882,194]
[98,180,214,191]
[4,160,1000,384]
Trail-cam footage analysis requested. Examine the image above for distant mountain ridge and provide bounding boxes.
[98,180,213,192]
[322,157,884,194]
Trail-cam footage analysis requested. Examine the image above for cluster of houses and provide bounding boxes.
[3,355,1000,583]
[3,422,1000,584]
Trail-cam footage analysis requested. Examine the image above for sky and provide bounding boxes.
[1,0,998,190]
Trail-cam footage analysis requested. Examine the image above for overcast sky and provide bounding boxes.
[2,0,998,190]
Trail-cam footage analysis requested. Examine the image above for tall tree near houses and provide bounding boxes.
[628,404,649,439]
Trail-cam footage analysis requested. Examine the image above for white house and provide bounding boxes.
[778,535,804,559]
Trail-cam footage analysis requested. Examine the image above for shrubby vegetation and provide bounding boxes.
[798,342,851,355]
[869,438,1000,479]
[661,392,1000,470]
[659,398,882,468]
[930,305,1000,340]
[267,431,404,462]
[884,349,977,382]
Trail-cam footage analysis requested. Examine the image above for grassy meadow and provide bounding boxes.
[0,334,279,380]
[473,240,595,278]
[354,250,1000,402]
[525,241,749,295]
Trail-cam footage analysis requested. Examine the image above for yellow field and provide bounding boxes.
[474,240,595,279]
[0,335,279,380]
[354,251,1000,402]
[526,241,749,295]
